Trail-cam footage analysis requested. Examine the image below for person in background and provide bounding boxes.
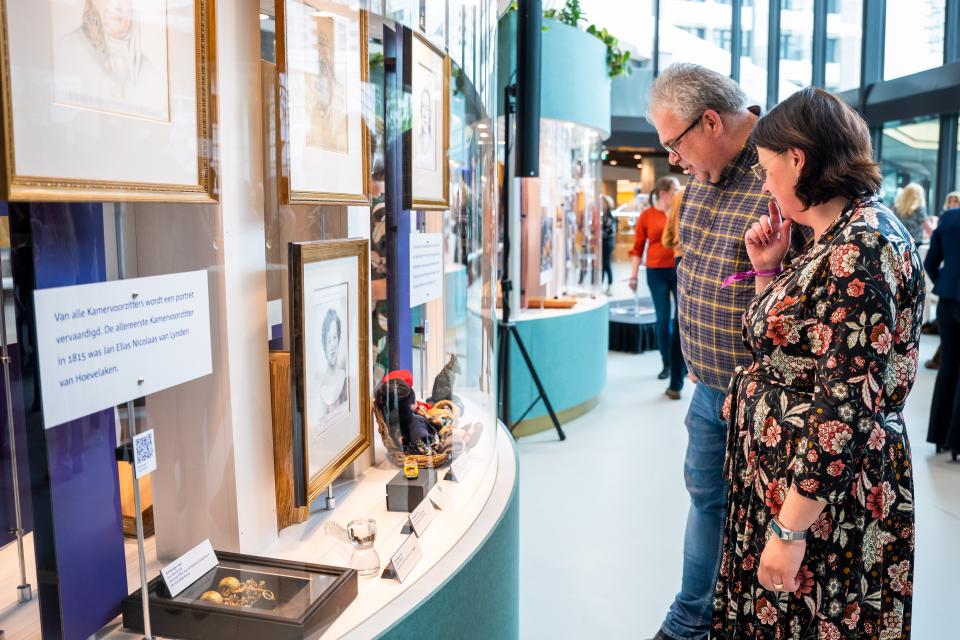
[660,187,687,399]
[926,193,960,460]
[601,195,617,295]
[629,176,681,382]
[925,191,960,370]
[893,182,931,245]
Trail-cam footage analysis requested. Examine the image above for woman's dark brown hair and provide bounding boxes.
[751,86,881,209]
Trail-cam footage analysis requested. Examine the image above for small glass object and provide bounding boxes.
[347,518,380,578]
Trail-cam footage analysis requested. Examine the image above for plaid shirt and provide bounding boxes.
[677,142,770,391]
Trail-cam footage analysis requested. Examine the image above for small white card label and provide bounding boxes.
[387,535,423,584]
[448,453,470,483]
[132,428,157,477]
[408,496,437,537]
[427,482,447,510]
[409,233,444,307]
[161,539,218,598]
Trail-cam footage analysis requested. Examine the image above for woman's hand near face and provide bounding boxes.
[745,200,793,272]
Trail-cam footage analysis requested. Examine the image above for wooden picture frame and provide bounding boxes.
[402,27,450,211]
[0,0,218,202]
[288,238,371,506]
[275,0,370,205]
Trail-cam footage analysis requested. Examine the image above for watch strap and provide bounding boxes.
[771,516,807,541]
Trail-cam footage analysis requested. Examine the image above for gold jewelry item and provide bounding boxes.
[773,582,784,590]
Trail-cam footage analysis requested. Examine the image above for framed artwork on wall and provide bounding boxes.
[275,0,369,205]
[0,0,218,202]
[403,27,450,211]
[289,238,371,506]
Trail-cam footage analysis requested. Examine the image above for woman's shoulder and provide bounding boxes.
[843,200,914,250]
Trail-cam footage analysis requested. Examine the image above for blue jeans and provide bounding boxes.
[661,384,729,640]
[646,267,677,371]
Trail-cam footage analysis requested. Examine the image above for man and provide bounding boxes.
[645,63,787,640]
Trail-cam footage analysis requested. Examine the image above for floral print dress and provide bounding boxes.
[711,197,923,640]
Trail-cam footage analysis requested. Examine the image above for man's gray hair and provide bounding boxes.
[646,63,748,123]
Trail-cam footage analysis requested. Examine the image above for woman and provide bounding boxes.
[600,195,617,295]
[893,182,930,245]
[925,197,960,459]
[629,176,681,382]
[712,87,922,639]
[660,188,687,399]
[922,192,959,370]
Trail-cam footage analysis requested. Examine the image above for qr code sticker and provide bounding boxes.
[133,429,157,476]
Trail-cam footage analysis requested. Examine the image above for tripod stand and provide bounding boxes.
[496,83,565,441]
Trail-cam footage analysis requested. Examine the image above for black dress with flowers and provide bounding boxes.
[711,197,923,640]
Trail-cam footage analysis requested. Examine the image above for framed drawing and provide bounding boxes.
[275,0,369,205]
[0,0,217,202]
[289,238,371,506]
[403,27,450,211]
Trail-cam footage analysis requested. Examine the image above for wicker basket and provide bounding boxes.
[374,404,454,469]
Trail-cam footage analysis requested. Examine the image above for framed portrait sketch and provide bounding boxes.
[275,0,369,205]
[289,238,371,506]
[403,27,450,211]
[0,0,217,202]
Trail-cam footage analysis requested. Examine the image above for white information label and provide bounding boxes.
[387,535,423,584]
[132,428,158,478]
[408,495,438,537]
[409,233,444,307]
[161,539,218,598]
[447,453,470,483]
[427,482,447,510]
[34,270,213,429]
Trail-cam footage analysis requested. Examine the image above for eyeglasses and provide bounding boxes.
[751,150,785,183]
[662,113,704,157]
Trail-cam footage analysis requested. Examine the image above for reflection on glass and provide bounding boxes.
[779,0,812,100]
[884,0,945,81]
[659,0,733,75]
[880,118,940,213]
[741,0,770,107]
[824,0,862,93]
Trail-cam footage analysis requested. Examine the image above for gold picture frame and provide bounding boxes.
[275,0,370,205]
[289,238,371,506]
[403,27,450,211]
[0,0,218,202]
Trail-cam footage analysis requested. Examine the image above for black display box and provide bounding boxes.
[385,468,438,512]
[121,552,357,640]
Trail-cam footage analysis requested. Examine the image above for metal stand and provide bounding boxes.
[325,484,337,511]
[496,84,565,441]
[115,206,153,640]
[0,251,32,604]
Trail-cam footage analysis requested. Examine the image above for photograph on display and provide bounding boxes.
[307,283,351,455]
[0,0,216,202]
[289,239,371,506]
[303,14,348,153]
[50,0,171,122]
[275,0,369,204]
[402,27,450,210]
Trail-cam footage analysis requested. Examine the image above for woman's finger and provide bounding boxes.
[760,216,772,236]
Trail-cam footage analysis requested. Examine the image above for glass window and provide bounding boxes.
[955,116,960,203]
[880,118,940,216]
[779,0,813,101]
[824,0,862,93]
[741,0,770,106]
[884,0,945,81]
[660,0,733,76]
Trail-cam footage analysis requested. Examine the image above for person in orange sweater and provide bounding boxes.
[629,176,681,388]
[660,187,687,399]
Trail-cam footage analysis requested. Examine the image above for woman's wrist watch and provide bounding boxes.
[771,516,807,541]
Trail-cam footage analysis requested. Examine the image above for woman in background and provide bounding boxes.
[923,192,960,370]
[660,187,687,399]
[629,176,681,382]
[893,182,931,245]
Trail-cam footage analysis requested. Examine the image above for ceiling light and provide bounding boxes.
[636,163,642,168]
[610,160,618,166]
[477,122,489,130]
[313,10,335,18]
[633,154,642,160]
[259,13,269,20]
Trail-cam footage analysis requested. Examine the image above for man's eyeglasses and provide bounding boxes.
[750,150,785,183]
[662,113,704,156]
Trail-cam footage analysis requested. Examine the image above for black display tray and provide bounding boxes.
[121,551,357,640]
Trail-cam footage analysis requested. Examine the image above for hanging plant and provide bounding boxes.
[508,0,631,78]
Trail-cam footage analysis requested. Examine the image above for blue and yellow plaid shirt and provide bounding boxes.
[676,142,772,391]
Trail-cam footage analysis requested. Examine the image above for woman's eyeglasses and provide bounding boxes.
[751,150,785,183]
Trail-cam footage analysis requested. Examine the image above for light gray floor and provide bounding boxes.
[518,330,959,639]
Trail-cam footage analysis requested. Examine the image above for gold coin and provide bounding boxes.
[200,591,224,604]
[218,576,242,592]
